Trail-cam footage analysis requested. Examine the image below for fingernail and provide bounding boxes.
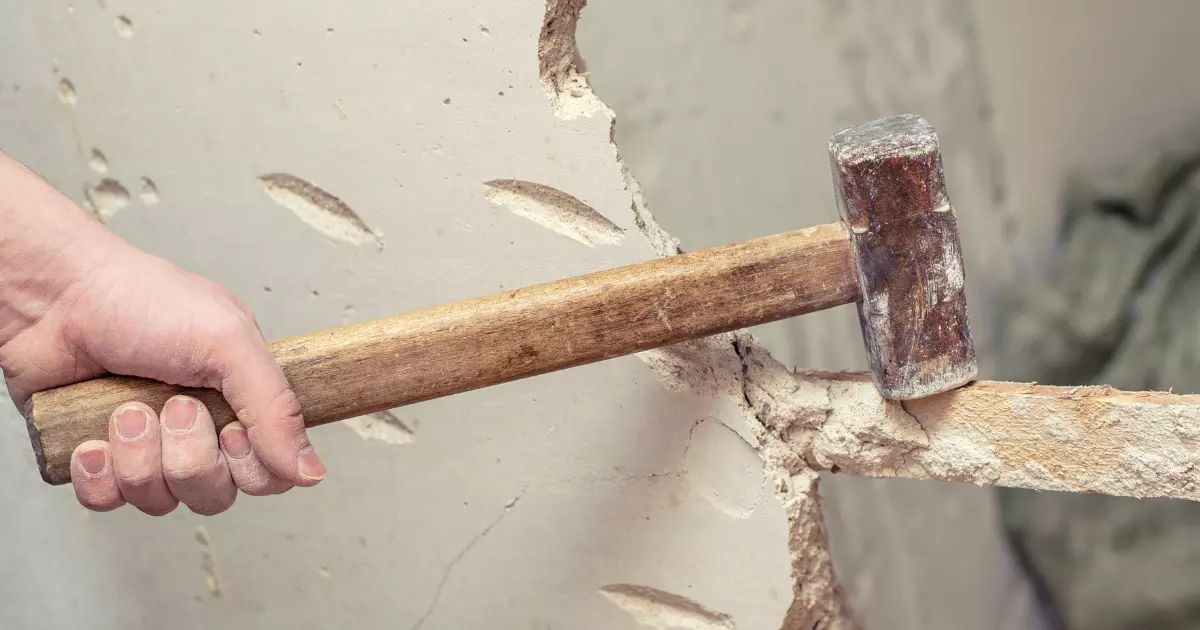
[220,427,252,459]
[79,448,106,475]
[163,397,197,433]
[297,446,326,481]
[116,407,147,439]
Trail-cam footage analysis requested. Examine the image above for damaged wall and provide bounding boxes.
[4,1,1200,629]
[577,3,1036,629]
[577,0,1200,629]
[0,1,803,628]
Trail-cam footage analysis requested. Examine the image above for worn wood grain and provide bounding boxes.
[29,223,857,485]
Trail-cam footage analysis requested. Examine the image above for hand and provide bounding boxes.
[0,152,326,515]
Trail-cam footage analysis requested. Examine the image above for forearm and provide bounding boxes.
[0,152,121,346]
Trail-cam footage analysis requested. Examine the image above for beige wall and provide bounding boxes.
[3,1,1199,629]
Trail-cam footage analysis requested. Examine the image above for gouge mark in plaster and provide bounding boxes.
[598,583,737,630]
[483,179,624,247]
[259,173,381,248]
[138,177,159,205]
[84,178,130,221]
[57,78,77,106]
[345,410,415,445]
[115,15,134,39]
[87,148,108,173]
[538,0,606,120]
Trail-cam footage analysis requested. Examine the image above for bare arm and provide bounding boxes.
[0,152,326,515]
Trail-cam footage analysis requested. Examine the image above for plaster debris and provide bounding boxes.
[332,100,347,120]
[483,179,624,246]
[637,336,744,400]
[258,173,381,248]
[317,567,332,578]
[84,178,130,220]
[56,78,76,106]
[345,410,415,445]
[138,177,159,205]
[196,525,223,597]
[87,148,108,173]
[597,584,737,630]
[115,15,133,39]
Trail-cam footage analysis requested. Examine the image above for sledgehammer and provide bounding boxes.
[26,114,976,485]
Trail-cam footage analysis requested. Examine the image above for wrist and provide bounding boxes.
[0,153,128,347]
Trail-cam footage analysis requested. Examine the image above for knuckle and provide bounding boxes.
[269,388,305,427]
[237,473,289,497]
[242,388,305,437]
[164,461,218,485]
[118,471,160,491]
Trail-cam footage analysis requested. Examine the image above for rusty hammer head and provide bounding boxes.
[828,114,977,400]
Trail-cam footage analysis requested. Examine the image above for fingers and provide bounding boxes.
[159,396,237,516]
[219,422,292,496]
[109,402,179,516]
[70,441,124,512]
[216,337,325,487]
[74,398,292,516]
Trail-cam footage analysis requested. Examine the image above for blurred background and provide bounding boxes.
[580,1,1200,629]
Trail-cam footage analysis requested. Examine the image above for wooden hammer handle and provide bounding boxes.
[27,223,857,485]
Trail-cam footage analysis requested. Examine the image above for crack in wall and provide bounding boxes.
[408,488,528,630]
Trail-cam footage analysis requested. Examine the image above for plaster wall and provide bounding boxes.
[578,1,1200,629]
[0,2,791,628]
[2,1,1200,629]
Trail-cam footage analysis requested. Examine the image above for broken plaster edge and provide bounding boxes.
[539,2,859,628]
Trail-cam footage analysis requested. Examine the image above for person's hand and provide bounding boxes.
[0,152,325,515]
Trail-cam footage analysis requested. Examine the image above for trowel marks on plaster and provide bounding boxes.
[683,418,762,519]
[345,410,415,445]
[258,173,380,247]
[598,584,736,630]
[483,179,624,246]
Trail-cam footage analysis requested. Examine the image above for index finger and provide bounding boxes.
[213,330,325,487]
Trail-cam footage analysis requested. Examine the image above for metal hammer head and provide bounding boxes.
[828,114,977,400]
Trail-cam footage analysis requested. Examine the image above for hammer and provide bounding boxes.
[26,114,976,485]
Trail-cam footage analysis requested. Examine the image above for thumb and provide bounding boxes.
[215,335,325,487]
